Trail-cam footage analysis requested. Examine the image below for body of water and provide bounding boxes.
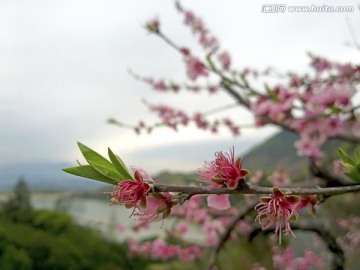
[31,195,203,243]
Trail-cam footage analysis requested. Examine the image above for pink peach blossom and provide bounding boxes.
[269,166,290,186]
[218,51,231,71]
[207,194,231,210]
[185,57,208,81]
[109,170,151,215]
[198,147,249,190]
[134,193,173,223]
[255,186,299,244]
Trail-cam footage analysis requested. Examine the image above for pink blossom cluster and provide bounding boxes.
[291,64,357,157]
[108,167,174,223]
[309,55,360,77]
[248,58,359,158]
[175,2,219,50]
[173,195,209,223]
[202,218,226,245]
[175,2,233,76]
[269,166,290,186]
[251,86,298,122]
[310,56,332,73]
[148,104,189,131]
[272,246,324,270]
[134,103,241,136]
[217,51,231,71]
[185,56,209,81]
[291,117,346,158]
[193,114,240,136]
[337,216,360,253]
[144,77,219,93]
[127,238,202,261]
[172,195,243,246]
[249,170,264,184]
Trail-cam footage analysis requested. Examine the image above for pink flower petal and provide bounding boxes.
[130,166,154,182]
[207,194,231,210]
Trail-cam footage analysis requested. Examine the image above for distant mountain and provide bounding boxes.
[0,162,107,192]
[242,131,308,181]
[152,130,352,185]
[242,130,350,182]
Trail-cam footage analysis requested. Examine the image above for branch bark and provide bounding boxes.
[249,222,345,270]
[153,183,360,197]
[207,202,257,270]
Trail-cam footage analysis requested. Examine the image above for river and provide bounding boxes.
[30,195,173,241]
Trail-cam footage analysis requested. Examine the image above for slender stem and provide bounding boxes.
[153,183,360,196]
[292,223,345,270]
[207,202,257,270]
[202,102,241,116]
[157,31,182,52]
[249,222,345,270]
[345,16,360,51]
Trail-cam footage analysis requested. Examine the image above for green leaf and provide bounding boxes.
[77,142,125,181]
[108,148,133,180]
[91,162,128,182]
[356,162,360,173]
[206,52,216,72]
[354,148,360,161]
[342,163,355,171]
[78,142,113,168]
[338,148,355,165]
[222,78,233,88]
[62,165,116,185]
[329,106,342,114]
[345,172,360,182]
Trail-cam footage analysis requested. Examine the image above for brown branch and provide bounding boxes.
[309,158,356,187]
[152,183,360,197]
[292,223,345,270]
[333,133,360,144]
[249,222,345,270]
[345,16,360,51]
[207,202,257,270]
[141,29,360,143]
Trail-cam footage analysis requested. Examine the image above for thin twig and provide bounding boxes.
[207,202,257,270]
[249,222,345,270]
[292,223,345,270]
[153,183,360,197]
[309,158,356,187]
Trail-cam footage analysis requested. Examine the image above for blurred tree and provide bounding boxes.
[4,177,31,212]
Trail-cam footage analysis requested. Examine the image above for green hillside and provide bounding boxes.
[242,130,355,183]
[155,171,197,185]
[242,131,301,172]
[0,180,150,270]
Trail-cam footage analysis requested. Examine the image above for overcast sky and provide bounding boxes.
[1,0,359,174]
